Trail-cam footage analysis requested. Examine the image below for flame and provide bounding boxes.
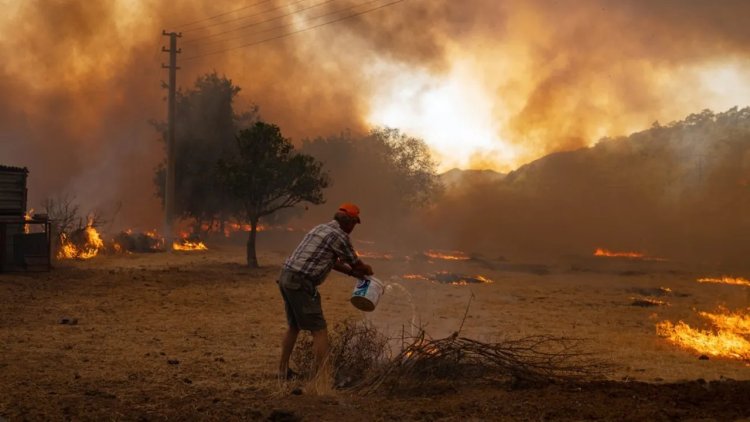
[631,297,669,307]
[656,320,750,361]
[594,248,644,258]
[699,307,750,335]
[657,306,750,362]
[172,239,208,251]
[697,276,750,287]
[593,248,666,261]
[23,208,34,234]
[221,222,299,237]
[402,274,429,280]
[358,250,394,260]
[423,249,471,261]
[443,274,494,286]
[403,272,494,285]
[57,222,105,260]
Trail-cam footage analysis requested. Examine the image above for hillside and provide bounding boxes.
[427,108,750,265]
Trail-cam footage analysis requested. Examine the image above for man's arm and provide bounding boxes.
[333,260,353,276]
[333,258,373,278]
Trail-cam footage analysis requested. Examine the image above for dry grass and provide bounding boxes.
[1,245,750,419]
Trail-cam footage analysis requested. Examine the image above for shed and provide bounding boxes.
[0,165,52,272]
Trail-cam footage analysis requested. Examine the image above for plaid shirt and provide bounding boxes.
[283,220,360,285]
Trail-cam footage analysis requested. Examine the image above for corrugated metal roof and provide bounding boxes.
[0,165,29,173]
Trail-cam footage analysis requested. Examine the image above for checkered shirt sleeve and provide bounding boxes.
[283,221,360,283]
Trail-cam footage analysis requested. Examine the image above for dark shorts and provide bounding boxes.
[278,270,326,331]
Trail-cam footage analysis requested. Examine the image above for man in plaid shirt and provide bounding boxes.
[278,203,374,380]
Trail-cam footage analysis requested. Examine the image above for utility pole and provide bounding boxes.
[162,30,181,246]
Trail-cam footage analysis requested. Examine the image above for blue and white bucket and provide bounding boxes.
[350,276,384,312]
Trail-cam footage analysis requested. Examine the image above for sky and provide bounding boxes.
[2,0,750,226]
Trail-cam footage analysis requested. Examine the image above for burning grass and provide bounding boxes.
[593,248,666,261]
[57,222,105,260]
[697,276,750,287]
[423,249,471,261]
[112,230,165,253]
[292,320,611,394]
[402,271,494,285]
[656,307,750,362]
[172,238,208,251]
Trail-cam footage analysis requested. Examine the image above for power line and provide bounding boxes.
[171,0,274,29]
[186,0,375,50]
[183,0,403,61]
[181,0,311,34]
[182,0,336,46]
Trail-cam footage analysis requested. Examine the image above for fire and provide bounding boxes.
[23,208,33,234]
[221,222,299,237]
[593,248,666,261]
[172,239,208,251]
[656,321,750,361]
[697,276,750,287]
[656,307,750,362]
[594,248,644,258]
[699,307,750,335]
[402,272,494,285]
[57,222,105,260]
[358,251,394,260]
[112,228,165,253]
[423,249,471,261]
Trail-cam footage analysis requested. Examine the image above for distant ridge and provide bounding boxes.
[440,168,506,189]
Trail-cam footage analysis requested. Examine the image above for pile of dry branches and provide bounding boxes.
[357,331,611,394]
[292,319,611,394]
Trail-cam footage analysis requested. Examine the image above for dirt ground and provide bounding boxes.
[1,243,750,421]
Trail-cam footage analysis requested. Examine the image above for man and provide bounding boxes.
[278,203,374,380]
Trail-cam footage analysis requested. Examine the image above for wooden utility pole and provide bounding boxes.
[162,30,181,245]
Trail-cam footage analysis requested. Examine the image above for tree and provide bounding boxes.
[153,72,257,235]
[299,127,443,232]
[218,121,330,267]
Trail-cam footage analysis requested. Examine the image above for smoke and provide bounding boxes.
[1,0,750,232]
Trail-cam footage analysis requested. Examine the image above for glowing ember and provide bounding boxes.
[112,229,165,253]
[222,222,299,237]
[631,297,668,307]
[697,276,750,287]
[403,272,493,285]
[594,248,644,258]
[23,209,33,234]
[173,239,208,251]
[593,248,665,261]
[358,251,394,260]
[57,222,105,260]
[423,249,471,261]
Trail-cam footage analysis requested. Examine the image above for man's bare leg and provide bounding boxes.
[279,326,300,379]
[311,328,330,374]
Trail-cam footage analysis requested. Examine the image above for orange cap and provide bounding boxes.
[338,203,361,223]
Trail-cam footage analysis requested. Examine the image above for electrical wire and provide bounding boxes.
[182,0,404,61]
[171,0,275,29]
[182,0,337,45]
[180,0,312,34]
